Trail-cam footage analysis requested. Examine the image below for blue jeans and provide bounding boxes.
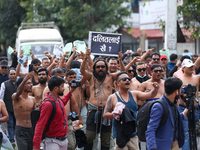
[178,105,199,150]
[7,112,15,143]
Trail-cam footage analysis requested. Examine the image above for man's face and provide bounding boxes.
[145,58,151,64]
[24,79,33,92]
[66,74,77,83]
[151,55,160,64]
[94,61,107,81]
[57,83,64,96]
[0,66,8,75]
[127,67,134,79]
[33,63,41,72]
[9,70,17,82]
[117,74,131,90]
[38,71,48,84]
[161,67,166,79]
[151,67,163,80]
[136,64,146,77]
[108,59,118,73]
[160,58,168,67]
[42,60,49,68]
[183,66,194,75]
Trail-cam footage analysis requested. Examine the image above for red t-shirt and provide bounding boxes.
[33,92,71,149]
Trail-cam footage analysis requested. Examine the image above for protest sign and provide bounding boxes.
[8,46,14,55]
[159,49,170,61]
[63,43,72,56]
[73,40,86,53]
[53,45,63,58]
[88,31,122,56]
[22,45,31,57]
[18,53,27,66]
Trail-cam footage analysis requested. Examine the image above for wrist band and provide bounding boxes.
[49,57,52,60]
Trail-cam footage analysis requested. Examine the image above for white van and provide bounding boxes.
[15,22,64,59]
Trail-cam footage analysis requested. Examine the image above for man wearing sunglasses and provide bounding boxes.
[135,62,150,83]
[139,64,165,102]
[103,71,159,149]
[151,52,160,65]
[80,48,125,150]
[0,60,9,87]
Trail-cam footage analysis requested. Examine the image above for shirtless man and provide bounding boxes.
[178,59,200,150]
[30,68,48,107]
[0,100,14,150]
[139,64,165,103]
[12,72,36,150]
[80,49,125,150]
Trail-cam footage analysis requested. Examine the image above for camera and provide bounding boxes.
[181,84,196,98]
[69,79,81,88]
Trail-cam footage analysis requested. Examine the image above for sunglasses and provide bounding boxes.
[137,68,146,72]
[153,69,163,73]
[118,77,131,82]
[1,67,8,69]
[128,70,134,73]
[96,65,106,69]
[152,58,160,61]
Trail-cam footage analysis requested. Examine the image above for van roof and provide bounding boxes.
[18,28,62,42]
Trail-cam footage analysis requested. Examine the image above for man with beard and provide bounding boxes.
[30,68,48,107]
[103,71,159,149]
[0,68,17,146]
[33,76,83,150]
[146,77,187,150]
[80,49,124,150]
[31,59,41,86]
[138,64,165,103]
[12,72,36,150]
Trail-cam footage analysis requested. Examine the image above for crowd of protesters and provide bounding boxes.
[0,46,199,150]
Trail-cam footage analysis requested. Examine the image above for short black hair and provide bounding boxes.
[151,52,160,58]
[51,68,64,76]
[31,59,41,65]
[165,77,183,95]
[8,67,16,74]
[145,55,151,60]
[132,52,140,58]
[116,71,128,81]
[16,76,25,87]
[66,69,76,77]
[193,55,198,57]
[151,64,162,71]
[37,67,48,75]
[184,49,189,53]
[136,62,145,68]
[170,54,178,61]
[92,58,108,75]
[48,76,65,91]
[42,57,49,62]
[108,58,119,64]
[180,55,190,62]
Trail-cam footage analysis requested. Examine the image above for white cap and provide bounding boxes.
[182,59,195,68]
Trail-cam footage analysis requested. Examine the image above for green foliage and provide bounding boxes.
[178,0,200,38]
[0,0,26,45]
[20,0,132,42]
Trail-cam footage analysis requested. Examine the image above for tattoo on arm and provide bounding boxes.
[104,95,112,113]
[151,89,155,95]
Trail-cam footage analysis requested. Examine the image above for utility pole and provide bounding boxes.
[164,0,177,54]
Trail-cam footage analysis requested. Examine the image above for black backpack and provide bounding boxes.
[31,99,56,139]
[137,99,169,142]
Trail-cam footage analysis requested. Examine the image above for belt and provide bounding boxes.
[49,135,68,141]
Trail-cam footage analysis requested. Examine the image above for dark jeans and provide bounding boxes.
[7,111,16,143]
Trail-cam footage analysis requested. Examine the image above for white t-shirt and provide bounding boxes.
[20,65,29,73]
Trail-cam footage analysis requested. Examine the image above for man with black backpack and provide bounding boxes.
[33,75,83,150]
[146,77,188,150]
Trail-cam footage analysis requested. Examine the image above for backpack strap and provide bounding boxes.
[154,99,169,127]
[43,99,56,136]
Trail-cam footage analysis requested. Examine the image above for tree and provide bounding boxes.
[0,0,26,49]
[177,0,200,38]
[20,0,132,42]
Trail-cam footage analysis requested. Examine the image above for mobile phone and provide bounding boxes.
[29,64,33,72]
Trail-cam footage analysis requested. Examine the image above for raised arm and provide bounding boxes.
[140,48,154,62]
[0,100,9,123]
[47,58,58,74]
[103,95,114,119]
[12,72,34,101]
[118,51,125,71]
[44,51,53,65]
[125,56,140,72]
[66,47,77,70]
[16,51,28,77]
[80,48,92,81]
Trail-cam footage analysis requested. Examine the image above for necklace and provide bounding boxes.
[119,90,129,103]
